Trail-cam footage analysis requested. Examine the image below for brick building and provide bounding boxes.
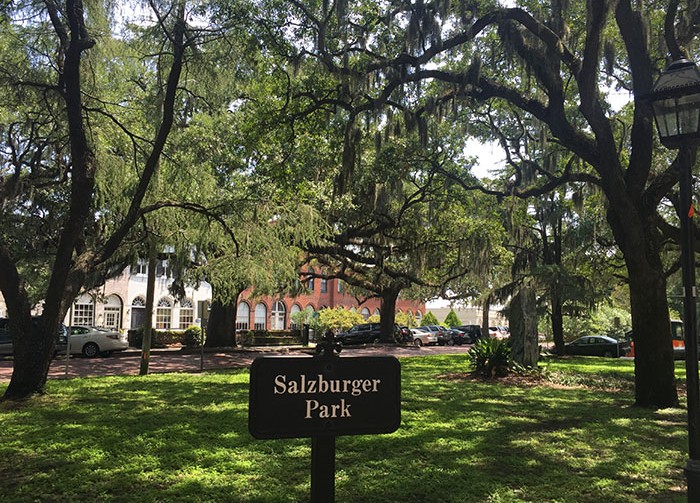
[0,261,425,332]
[235,272,425,331]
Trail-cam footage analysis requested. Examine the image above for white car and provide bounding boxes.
[67,326,129,357]
[410,328,437,347]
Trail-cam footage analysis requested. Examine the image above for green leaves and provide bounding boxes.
[467,337,512,377]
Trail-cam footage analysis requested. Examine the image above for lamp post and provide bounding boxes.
[648,58,700,501]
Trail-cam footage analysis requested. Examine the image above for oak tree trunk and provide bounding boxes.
[206,300,237,347]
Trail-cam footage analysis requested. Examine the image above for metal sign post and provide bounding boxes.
[311,435,336,502]
[310,331,341,502]
[248,330,401,502]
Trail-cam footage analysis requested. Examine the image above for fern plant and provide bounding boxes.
[467,338,512,377]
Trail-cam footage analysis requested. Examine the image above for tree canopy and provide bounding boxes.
[2,0,698,410]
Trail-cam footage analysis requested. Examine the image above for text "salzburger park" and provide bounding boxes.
[249,356,401,439]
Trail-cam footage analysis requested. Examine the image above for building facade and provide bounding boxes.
[234,270,425,331]
[0,262,425,332]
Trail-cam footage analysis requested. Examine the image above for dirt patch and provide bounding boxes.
[436,370,548,387]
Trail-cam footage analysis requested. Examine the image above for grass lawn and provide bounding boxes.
[0,355,690,502]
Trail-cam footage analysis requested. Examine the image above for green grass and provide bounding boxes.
[0,355,689,502]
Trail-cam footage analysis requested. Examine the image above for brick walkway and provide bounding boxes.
[0,344,472,382]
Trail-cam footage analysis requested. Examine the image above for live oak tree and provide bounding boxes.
[250,0,514,344]
[301,134,507,342]
[264,0,700,408]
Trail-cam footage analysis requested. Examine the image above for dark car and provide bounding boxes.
[438,330,455,346]
[394,324,412,343]
[451,325,482,344]
[335,323,382,345]
[0,317,68,356]
[565,335,631,358]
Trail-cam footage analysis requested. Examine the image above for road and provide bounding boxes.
[0,343,473,382]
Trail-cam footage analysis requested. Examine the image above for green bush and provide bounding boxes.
[182,325,203,347]
[468,338,512,377]
[422,311,439,325]
[443,309,461,327]
[127,328,167,349]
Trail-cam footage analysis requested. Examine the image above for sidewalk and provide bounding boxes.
[0,345,311,382]
[0,343,457,382]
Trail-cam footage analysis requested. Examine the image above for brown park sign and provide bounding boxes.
[248,355,401,439]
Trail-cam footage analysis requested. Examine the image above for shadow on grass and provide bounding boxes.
[0,356,689,503]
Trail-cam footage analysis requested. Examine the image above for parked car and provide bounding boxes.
[67,326,129,357]
[415,325,453,345]
[437,329,455,346]
[394,324,412,343]
[0,317,67,356]
[410,328,438,347]
[451,325,482,344]
[416,325,447,340]
[335,323,382,345]
[565,335,631,358]
[489,326,509,339]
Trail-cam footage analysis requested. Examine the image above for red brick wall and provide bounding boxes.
[236,277,424,330]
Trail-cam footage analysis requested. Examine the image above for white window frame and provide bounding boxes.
[73,295,94,326]
[254,303,267,331]
[271,301,286,330]
[156,298,173,329]
[179,298,194,328]
[236,302,250,330]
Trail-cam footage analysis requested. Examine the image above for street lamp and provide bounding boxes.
[648,58,700,501]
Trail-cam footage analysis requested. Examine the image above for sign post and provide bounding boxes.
[249,330,401,501]
[311,435,335,502]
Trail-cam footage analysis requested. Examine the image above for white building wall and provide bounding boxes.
[425,300,508,327]
[0,266,212,332]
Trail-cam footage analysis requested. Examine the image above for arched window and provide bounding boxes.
[271,301,286,330]
[254,303,267,330]
[72,294,94,327]
[290,304,302,329]
[103,295,123,330]
[179,298,194,328]
[156,298,173,329]
[360,307,371,320]
[373,308,381,317]
[236,302,250,330]
[415,310,423,323]
[131,296,147,329]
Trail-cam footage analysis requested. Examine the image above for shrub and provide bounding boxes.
[395,311,416,328]
[238,330,254,346]
[182,325,203,347]
[443,309,461,327]
[468,338,512,378]
[158,330,183,345]
[422,311,439,325]
[127,328,167,349]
